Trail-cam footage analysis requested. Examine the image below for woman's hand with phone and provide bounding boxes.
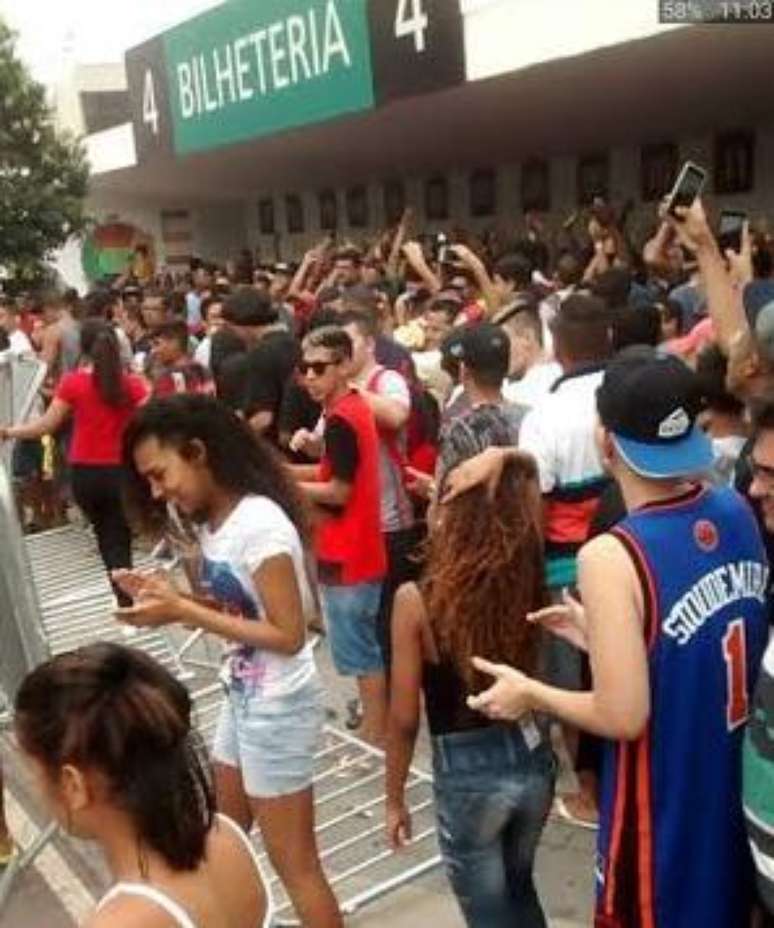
[111,569,179,604]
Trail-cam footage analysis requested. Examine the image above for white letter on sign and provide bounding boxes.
[394,0,428,53]
[177,63,195,120]
[323,0,351,73]
[144,68,160,130]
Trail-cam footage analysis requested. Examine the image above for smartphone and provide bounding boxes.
[665,161,707,218]
[436,233,450,264]
[717,209,747,253]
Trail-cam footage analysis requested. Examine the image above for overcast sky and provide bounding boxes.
[0,0,216,85]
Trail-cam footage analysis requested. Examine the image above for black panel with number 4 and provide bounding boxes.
[368,0,465,105]
[125,36,175,163]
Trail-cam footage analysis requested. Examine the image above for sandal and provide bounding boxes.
[551,795,599,831]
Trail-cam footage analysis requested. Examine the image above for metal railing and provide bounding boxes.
[0,353,55,909]
[0,353,442,921]
[0,354,50,714]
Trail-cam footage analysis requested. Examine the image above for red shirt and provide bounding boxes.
[315,392,386,585]
[55,369,148,465]
[151,361,213,398]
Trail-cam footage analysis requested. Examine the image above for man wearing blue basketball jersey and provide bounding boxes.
[464,346,769,928]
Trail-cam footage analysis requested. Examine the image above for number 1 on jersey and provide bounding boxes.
[723,619,749,731]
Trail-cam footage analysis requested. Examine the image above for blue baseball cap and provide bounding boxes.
[596,346,713,479]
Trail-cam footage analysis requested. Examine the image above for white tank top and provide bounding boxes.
[96,814,271,928]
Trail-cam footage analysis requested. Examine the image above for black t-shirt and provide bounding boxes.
[212,329,247,409]
[317,414,360,585]
[325,417,359,483]
[278,381,321,462]
[219,330,299,445]
[210,328,245,380]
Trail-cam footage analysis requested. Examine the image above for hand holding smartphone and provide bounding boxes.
[664,161,707,219]
[717,209,747,254]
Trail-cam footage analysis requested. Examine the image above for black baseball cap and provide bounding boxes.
[597,345,712,479]
[222,288,278,327]
[448,322,510,374]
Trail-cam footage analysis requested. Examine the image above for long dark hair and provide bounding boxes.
[123,394,309,542]
[80,319,127,407]
[15,643,214,872]
[424,455,546,689]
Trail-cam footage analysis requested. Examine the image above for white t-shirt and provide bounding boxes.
[8,329,33,356]
[194,335,212,370]
[502,361,562,409]
[361,366,414,533]
[197,495,316,698]
[519,368,605,494]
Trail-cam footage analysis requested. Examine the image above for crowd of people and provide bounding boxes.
[1,193,774,927]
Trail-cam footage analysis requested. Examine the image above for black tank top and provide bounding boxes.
[422,657,493,736]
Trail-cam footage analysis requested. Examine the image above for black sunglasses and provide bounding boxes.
[299,359,339,377]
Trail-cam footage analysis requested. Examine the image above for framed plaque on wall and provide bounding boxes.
[285,194,305,235]
[520,159,550,212]
[383,179,406,225]
[470,168,497,217]
[318,189,338,232]
[577,152,610,206]
[425,175,449,221]
[714,130,755,195]
[641,142,678,202]
[258,197,275,235]
[346,185,370,228]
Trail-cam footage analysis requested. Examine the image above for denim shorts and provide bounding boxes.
[320,581,384,677]
[212,676,324,799]
[432,723,556,928]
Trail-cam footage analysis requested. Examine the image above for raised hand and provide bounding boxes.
[441,447,507,504]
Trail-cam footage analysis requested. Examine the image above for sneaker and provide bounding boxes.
[345,699,363,731]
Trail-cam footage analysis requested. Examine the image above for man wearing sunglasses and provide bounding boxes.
[290,326,388,747]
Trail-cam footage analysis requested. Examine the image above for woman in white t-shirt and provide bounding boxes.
[114,394,342,928]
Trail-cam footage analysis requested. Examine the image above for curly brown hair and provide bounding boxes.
[423,456,546,690]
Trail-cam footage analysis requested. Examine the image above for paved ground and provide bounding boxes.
[0,635,594,928]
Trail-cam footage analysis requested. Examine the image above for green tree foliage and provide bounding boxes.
[0,18,89,284]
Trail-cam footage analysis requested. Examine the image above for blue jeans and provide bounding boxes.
[431,723,556,928]
[320,581,384,677]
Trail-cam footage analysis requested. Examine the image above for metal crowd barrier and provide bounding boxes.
[0,353,441,922]
[0,353,50,713]
[259,728,440,926]
[0,353,56,908]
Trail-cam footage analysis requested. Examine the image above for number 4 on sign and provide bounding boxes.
[143,70,159,136]
[395,0,429,53]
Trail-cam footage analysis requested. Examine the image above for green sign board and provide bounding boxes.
[126,0,466,161]
[164,0,374,155]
